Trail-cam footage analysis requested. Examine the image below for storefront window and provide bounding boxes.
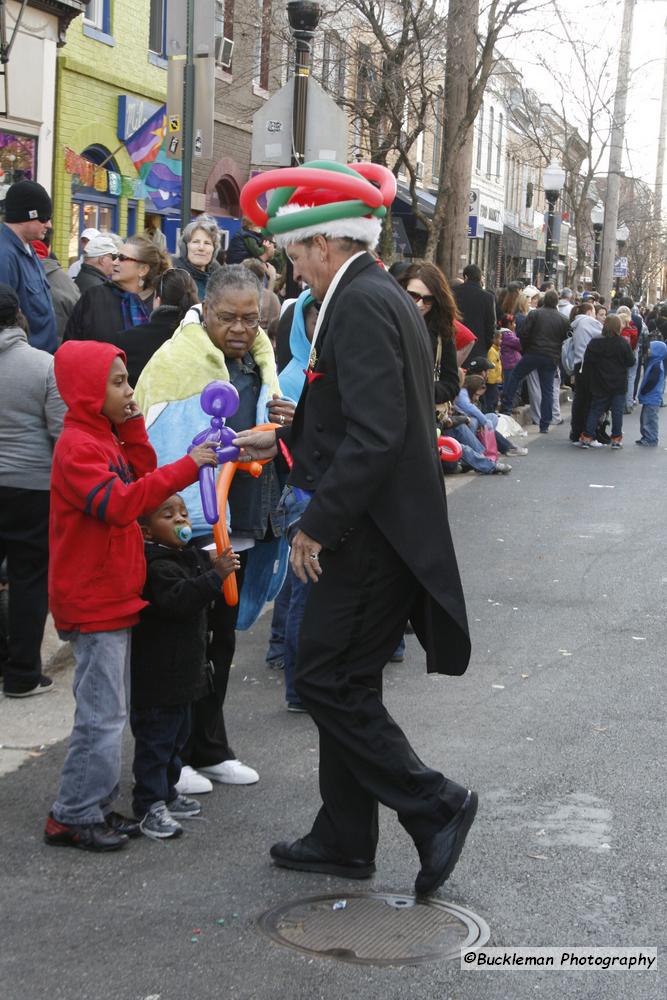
[0,132,37,220]
[69,201,117,264]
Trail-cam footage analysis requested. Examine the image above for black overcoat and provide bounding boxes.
[281,253,471,677]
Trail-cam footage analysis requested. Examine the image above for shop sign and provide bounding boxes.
[118,96,163,142]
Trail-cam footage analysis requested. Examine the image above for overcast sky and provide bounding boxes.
[502,0,666,191]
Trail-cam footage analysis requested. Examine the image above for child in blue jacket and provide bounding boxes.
[637,341,667,446]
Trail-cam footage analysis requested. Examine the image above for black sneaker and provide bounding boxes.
[44,812,128,852]
[104,811,142,838]
[4,675,53,698]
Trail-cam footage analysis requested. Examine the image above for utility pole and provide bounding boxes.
[181,0,195,229]
[654,16,667,301]
[287,1,321,166]
[598,0,635,303]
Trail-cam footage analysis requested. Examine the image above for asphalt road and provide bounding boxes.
[1,413,664,1000]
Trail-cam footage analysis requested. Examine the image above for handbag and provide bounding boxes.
[434,338,450,426]
[477,425,498,461]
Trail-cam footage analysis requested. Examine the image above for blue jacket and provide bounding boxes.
[0,224,57,353]
[638,340,667,406]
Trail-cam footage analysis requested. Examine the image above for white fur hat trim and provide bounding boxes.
[273,203,382,249]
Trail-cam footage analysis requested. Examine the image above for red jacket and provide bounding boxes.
[49,341,199,633]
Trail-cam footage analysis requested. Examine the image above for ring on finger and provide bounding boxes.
[279,414,285,424]
[309,552,319,560]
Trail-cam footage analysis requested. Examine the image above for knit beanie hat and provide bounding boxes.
[0,282,20,326]
[4,180,52,224]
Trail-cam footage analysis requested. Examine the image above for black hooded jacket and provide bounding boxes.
[130,543,223,708]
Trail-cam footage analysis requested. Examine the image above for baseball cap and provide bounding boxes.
[81,228,101,241]
[522,284,540,300]
[84,235,118,258]
[464,357,495,373]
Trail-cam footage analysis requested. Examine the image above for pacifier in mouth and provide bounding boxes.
[175,524,192,543]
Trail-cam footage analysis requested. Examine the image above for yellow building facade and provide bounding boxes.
[52,0,168,264]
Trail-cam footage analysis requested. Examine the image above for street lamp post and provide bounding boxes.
[287,1,322,167]
[615,223,630,297]
[591,201,604,291]
[543,162,566,284]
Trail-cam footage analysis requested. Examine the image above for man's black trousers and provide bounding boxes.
[295,517,467,862]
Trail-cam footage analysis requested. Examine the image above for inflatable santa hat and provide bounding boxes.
[239,159,396,249]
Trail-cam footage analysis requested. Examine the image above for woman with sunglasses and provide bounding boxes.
[397,263,461,407]
[109,268,199,387]
[63,235,171,344]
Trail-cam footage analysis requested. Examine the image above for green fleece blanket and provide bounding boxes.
[134,315,280,413]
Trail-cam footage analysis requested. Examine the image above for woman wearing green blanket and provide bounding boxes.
[135,265,295,792]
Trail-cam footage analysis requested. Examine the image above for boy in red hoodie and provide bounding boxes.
[44,341,217,852]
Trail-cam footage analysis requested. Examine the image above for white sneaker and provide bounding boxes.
[175,765,213,795]
[509,446,528,456]
[198,759,259,785]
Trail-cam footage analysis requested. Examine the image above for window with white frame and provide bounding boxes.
[253,0,271,90]
[149,0,165,56]
[476,103,484,170]
[486,105,494,175]
[496,113,503,177]
[84,0,103,28]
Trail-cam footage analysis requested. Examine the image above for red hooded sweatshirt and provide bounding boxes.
[49,341,200,633]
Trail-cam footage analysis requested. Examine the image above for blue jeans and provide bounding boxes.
[131,704,190,817]
[449,424,496,473]
[284,566,311,705]
[265,571,291,665]
[585,393,625,440]
[626,351,638,408]
[502,354,556,431]
[52,629,131,825]
[639,404,659,445]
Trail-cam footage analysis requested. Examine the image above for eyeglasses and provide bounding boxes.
[117,253,142,263]
[407,290,435,306]
[211,311,260,330]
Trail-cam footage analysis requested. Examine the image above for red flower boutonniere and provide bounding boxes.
[304,345,324,384]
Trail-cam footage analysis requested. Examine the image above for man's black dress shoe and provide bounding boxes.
[270,835,375,879]
[104,811,142,838]
[414,790,478,896]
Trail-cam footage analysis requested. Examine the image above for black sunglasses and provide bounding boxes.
[117,253,142,263]
[407,289,435,305]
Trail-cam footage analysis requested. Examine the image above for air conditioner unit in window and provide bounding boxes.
[416,160,424,180]
[215,36,234,69]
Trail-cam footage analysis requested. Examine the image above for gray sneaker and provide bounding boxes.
[166,794,202,818]
[139,801,183,840]
[494,462,512,475]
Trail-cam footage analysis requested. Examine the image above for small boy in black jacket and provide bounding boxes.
[131,494,239,840]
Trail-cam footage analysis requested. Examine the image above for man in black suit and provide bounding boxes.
[234,163,477,896]
[453,264,497,360]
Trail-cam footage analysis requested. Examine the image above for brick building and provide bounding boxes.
[51,0,168,264]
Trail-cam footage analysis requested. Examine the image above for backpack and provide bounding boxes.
[561,335,576,376]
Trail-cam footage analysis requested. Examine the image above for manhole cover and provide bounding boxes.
[258,892,490,966]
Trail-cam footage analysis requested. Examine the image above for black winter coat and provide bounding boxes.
[110,306,182,387]
[278,253,470,676]
[130,543,222,709]
[63,283,154,344]
[519,305,569,364]
[452,281,497,358]
[74,263,107,296]
[583,335,635,396]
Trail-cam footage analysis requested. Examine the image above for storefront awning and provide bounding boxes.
[394,182,437,229]
[503,223,537,259]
